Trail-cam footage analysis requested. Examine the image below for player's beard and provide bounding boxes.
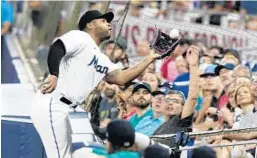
[100,34,111,43]
[97,29,111,42]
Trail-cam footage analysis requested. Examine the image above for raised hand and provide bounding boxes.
[186,45,199,66]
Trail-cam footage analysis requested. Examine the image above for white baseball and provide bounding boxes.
[169,29,180,39]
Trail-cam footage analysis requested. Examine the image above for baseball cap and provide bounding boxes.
[188,146,216,158]
[215,63,235,76]
[200,64,218,77]
[132,82,152,94]
[152,82,173,96]
[152,90,165,96]
[109,36,128,50]
[106,119,135,148]
[144,144,170,158]
[78,10,114,31]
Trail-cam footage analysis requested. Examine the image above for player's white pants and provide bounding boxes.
[31,92,73,158]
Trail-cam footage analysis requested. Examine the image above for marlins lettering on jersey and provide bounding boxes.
[88,55,109,74]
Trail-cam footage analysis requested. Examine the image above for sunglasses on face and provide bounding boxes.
[164,98,182,104]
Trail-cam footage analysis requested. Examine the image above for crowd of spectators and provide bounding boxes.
[84,30,257,157]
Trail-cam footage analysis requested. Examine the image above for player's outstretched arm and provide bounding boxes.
[105,51,161,86]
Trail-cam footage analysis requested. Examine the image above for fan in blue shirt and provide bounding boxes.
[1,0,13,36]
[135,90,166,136]
[129,82,154,128]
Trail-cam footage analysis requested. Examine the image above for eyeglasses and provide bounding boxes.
[164,98,182,104]
[154,96,164,101]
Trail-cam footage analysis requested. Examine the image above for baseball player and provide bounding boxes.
[30,10,161,158]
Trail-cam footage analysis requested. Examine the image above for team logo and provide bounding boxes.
[88,55,109,74]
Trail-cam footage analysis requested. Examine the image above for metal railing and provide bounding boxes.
[151,127,257,139]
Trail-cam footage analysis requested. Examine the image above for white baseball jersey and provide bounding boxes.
[31,30,120,158]
[53,30,120,104]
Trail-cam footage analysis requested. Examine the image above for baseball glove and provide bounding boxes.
[150,29,181,59]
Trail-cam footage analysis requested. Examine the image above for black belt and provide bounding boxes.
[253,107,257,113]
[60,97,77,108]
